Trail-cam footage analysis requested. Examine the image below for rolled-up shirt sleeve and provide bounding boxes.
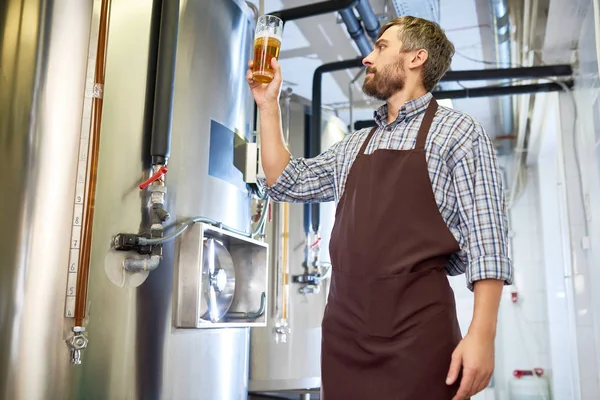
[257,142,339,203]
[452,123,514,291]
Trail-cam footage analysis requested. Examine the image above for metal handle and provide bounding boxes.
[139,165,168,189]
[226,292,266,320]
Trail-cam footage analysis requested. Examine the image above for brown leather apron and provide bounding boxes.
[322,99,463,399]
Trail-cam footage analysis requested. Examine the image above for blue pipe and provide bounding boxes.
[339,8,372,57]
[354,0,380,42]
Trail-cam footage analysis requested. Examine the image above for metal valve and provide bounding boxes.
[139,165,168,189]
[66,326,88,365]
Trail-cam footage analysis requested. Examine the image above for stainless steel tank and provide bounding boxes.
[249,94,347,396]
[0,0,260,399]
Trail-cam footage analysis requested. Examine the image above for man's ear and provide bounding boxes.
[409,49,428,68]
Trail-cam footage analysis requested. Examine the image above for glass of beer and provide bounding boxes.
[252,15,283,84]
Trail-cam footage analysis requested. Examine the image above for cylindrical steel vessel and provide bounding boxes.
[0,1,94,398]
[0,0,257,399]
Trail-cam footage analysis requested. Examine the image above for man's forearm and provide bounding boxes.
[468,279,504,336]
[258,104,291,186]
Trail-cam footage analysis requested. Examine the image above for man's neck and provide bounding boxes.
[385,86,428,124]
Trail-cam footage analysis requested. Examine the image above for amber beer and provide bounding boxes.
[253,34,282,83]
[252,15,283,84]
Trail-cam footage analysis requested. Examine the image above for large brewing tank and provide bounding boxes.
[0,0,260,399]
[249,94,347,396]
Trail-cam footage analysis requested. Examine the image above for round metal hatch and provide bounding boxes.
[200,238,236,323]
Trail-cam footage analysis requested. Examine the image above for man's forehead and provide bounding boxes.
[380,25,402,42]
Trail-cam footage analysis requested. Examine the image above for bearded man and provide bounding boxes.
[246,15,513,400]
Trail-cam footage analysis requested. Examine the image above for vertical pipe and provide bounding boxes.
[150,0,180,165]
[74,0,111,328]
[490,0,514,138]
[348,67,366,132]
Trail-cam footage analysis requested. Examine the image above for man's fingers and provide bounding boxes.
[446,351,462,385]
[271,57,282,84]
[472,371,493,395]
[452,368,475,400]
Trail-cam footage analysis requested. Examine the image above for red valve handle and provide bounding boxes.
[139,166,168,189]
[310,237,322,249]
[513,368,544,379]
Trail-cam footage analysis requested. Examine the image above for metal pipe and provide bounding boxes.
[311,56,571,152]
[271,0,359,23]
[352,80,574,129]
[309,57,364,232]
[75,0,111,329]
[339,8,372,57]
[245,1,259,24]
[348,68,366,131]
[433,81,573,98]
[226,292,267,319]
[354,0,380,42]
[123,255,161,272]
[150,0,180,165]
[490,0,515,139]
[442,65,572,81]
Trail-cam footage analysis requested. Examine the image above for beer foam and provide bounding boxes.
[255,30,282,41]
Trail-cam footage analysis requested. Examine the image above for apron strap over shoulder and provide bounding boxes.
[358,127,378,155]
[415,99,438,150]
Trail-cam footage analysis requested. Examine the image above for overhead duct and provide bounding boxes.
[490,0,514,140]
[340,8,372,56]
[355,0,381,42]
[271,0,359,23]
[271,0,372,57]
[387,0,441,22]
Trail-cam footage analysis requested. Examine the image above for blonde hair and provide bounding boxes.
[378,16,455,92]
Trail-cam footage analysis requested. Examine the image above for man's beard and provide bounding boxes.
[362,59,405,101]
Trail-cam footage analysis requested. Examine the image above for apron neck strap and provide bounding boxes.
[358,98,437,155]
[415,98,438,150]
[358,127,377,155]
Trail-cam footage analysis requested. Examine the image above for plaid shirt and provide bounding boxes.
[259,92,513,290]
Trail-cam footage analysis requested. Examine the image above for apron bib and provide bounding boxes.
[322,99,463,399]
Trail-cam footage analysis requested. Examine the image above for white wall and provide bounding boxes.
[489,162,553,400]
[536,92,582,400]
[551,1,600,396]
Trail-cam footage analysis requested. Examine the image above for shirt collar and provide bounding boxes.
[373,92,433,128]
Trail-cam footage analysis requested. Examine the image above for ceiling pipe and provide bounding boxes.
[444,64,572,81]
[351,80,574,129]
[270,0,371,57]
[354,0,380,42]
[340,8,372,56]
[310,56,572,148]
[271,0,359,23]
[490,0,515,139]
